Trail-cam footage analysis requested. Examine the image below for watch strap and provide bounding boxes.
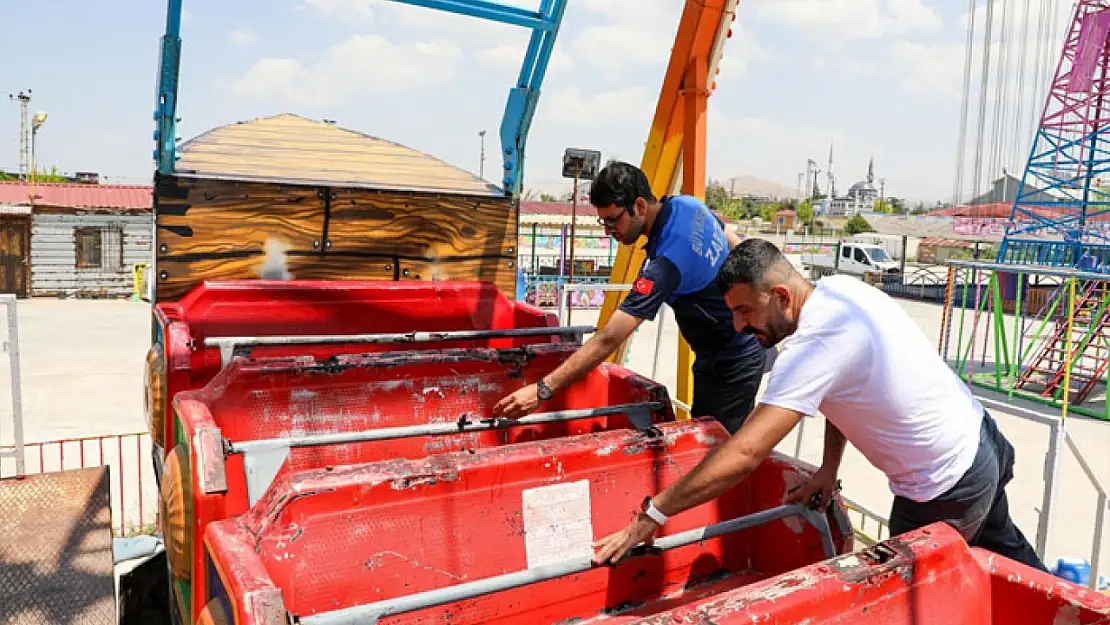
[643,498,668,525]
[536,378,553,400]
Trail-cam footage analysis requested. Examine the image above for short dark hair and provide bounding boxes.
[716,237,789,293]
[589,160,657,211]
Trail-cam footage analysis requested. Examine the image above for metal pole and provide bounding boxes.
[298,503,835,625]
[1035,417,1063,559]
[1,295,26,476]
[567,163,579,326]
[205,325,596,349]
[229,402,664,455]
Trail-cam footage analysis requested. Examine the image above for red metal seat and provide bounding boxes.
[199,419,853,625]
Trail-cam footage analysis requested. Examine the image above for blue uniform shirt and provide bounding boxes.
[618,195,765,366]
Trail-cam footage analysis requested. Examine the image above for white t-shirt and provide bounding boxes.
[760,275,984,502]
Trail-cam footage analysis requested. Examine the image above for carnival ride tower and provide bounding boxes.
[1000,0,1110,269]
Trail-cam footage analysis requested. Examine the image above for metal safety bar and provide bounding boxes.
[297,502,836,625]
[0,295,25,477]
[229,402,662,456]
[232,402,663,506]
[205,325,596,366]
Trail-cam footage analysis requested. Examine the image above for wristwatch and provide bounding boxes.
[640,496,669,526]
[536,378,554,401]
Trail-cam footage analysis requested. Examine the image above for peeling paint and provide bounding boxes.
[1053,603,1081,625]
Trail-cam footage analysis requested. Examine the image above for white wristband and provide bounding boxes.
[643,499,669,525]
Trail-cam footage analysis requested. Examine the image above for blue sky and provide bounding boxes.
[0,0,1073,203]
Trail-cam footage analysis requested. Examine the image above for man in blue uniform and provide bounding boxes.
[492,161,767,434]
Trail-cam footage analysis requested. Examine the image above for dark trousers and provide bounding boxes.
[690,351,766,435]
[889,411,1048,572]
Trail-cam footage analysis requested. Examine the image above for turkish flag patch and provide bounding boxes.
[633,276,655,295]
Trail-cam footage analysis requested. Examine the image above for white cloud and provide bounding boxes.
[544,86,656,127]
[750,0,942,40]
[889,40,966,98]
[295,0,375,23]
[229,28,260,47]
[477,45,573,73]
[231,35,463,107]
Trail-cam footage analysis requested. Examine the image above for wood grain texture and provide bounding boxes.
[176,113,501,196]
[155,254,396,301]
[397,256,516,295]
[154,174,518,303]
[156,177,325,257]
[327,189,516,258]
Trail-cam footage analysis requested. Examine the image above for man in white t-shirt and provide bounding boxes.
[593,238,1046,573]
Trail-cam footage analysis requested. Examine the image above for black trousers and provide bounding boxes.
[888,411,1048,572]
[690,350,767,435]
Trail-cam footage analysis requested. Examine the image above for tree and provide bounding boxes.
[795,200,814,226]
[873,199,893,213]
[759,202,778,223]
[31,165,69,183]
[539,193,559,202]
[844,215,875,235]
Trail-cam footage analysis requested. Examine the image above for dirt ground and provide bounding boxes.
[0,283,1107,580]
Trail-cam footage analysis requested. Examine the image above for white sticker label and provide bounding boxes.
[521,479,594,569]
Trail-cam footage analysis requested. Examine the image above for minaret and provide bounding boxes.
[867,156,875,185]
[827,141,836,198]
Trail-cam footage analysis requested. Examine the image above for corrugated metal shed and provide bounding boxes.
[0,203,31,215]
[0,182,151,211]
[175,113,501,197]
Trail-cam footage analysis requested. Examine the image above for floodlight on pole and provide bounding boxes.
[30,112,47,194]
[560,148,602,324]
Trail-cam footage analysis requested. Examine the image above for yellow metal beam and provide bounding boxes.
[598,0,738,417]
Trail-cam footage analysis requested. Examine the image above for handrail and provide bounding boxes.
[227,402,663,456]
[205,326,596,349]
[231,402,664,506]
[297,502,835,625]
[206,325,596,366]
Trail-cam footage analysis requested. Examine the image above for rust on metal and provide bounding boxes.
[0,467,117,625]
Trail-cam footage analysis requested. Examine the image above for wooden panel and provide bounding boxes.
[176,114,500,197]
[156,178,325,257]
[0,217,30,297]
[155,255,397,301]
[327,189,516,258]
[154,174,518,303]
[396,257,516,296]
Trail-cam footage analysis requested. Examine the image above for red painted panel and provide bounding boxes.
[606,523,1110,624]
[176,341,677,624]
[204,419,853,624]
[153,280,563,456]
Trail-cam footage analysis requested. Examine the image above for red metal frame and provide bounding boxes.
[200,418,853,625]
[169,336,677,624]
[147,280,563,461]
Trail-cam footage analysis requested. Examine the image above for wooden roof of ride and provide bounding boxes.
[174,113,503,197]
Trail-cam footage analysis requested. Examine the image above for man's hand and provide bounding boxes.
[592,514,660,566]
[784,465,840,511]
[491,383,540,420]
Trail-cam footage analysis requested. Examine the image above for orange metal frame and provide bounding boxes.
[598,0,737,416]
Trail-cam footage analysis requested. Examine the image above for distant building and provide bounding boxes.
[817,158,881,217]
[0,182,152,299]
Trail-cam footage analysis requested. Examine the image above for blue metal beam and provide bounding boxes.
[385,0,549,30]
[154,0,566,195]
[387,0,568,196]
[153,0,183,175]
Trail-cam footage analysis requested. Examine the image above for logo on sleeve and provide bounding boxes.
[633,276,654,295]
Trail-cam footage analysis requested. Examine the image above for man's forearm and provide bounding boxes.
[651,438,760,517]
[543,326,628,393]
[821,420,847,473]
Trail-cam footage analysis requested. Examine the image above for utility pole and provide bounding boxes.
[478,130,486,180]
[9,89,31,180]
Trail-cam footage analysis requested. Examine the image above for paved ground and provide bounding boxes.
[1,278,1108,578]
